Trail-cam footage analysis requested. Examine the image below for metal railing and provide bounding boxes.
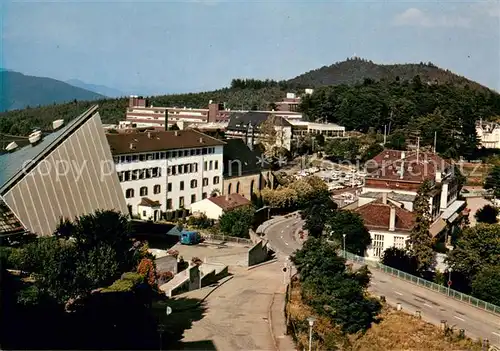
[342,250,500,315]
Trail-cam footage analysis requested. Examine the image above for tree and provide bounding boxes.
[291,238,381,334]
[386,130,406,150]
[471,265,500,306]
[381,247,417,274]
[484,165,500,197]
[218,206,255,238]
[474,204,498,224]
[409,180,435,273]
[446,223,500,279]
[327,210,371,256]
[301,190,337,237]
[314,133,325,147]
[361,143,384,162]
[261,187,298,209]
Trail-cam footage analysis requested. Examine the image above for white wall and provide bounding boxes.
[190,199,223,220]
[115,145,224,214]
[365,230,410,261]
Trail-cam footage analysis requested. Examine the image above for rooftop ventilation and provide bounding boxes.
[29,130,42,145]
[5,141,18,152]
[174,131,179,136]
[52,119,64,130]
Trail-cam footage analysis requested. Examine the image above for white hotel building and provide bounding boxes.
[106,129,224,220]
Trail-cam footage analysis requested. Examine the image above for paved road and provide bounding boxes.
[177,262,295,351]
[265,217,500,347]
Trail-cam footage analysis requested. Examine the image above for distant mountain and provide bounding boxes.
[0,70,105,112]
[66,79,125,98]
[286,57,491,92]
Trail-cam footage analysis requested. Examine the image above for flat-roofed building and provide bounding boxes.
[106,129,225,219]
[0,105,128,237]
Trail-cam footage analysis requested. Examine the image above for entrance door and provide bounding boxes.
[154,210,159,222]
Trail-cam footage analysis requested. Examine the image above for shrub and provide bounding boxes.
[101,278,135,292]
[157,271,174,285]
[137,258,156,287]
[166,249,179,258]
[191,257,203,266]
[121,272,144,286]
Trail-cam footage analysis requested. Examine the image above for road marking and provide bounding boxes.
[285,242,289,246]
[492,332,500,337]
[424,303,433,308]
[453,316,465,322]
[281,230,284,233]
[394,291,403,296]
[280,235,283,239]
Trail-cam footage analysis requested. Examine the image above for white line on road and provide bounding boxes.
[454,316,465,322]
[281,230,284,233]
[424,303,433,308]
[394,291,403,296]
[492,332,500,337]
[280,236,283,239]
[285,242,289,246]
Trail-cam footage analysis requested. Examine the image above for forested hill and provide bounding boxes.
[286,58,491,92]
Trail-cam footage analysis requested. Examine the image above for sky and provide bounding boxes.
[1,0,499,96]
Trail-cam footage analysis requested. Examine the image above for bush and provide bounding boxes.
[102,278,135,292]
[157,271,174,285]
[191,257,203,266]
[121,272,144,286]
[137,258,156,287]
[187,214,213,229]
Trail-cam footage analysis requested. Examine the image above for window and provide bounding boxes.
[393,236,405,249]
[167,183,172,192]
[191,179,197,188]
[167,199,172,209]
[204,161,208,171]
[154,185,161,194]
[143,211,147,217]
[213,176,220,184]
[125,189,134,198]
[140,186,148,196]
[202,192,207,199]
[190,149,196,156]
[209,161,213,170]
[373,234,385,258]
[180,181,184,191]
[179,197,184,208]
[191,194,196,203]
[203,178,209,186]
[236,181,240,193]
[215,160,219,169]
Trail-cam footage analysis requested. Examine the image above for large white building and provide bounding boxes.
[476,120,500,149]
[106,129,225,220]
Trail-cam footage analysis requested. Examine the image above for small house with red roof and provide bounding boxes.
[190,193,251,220]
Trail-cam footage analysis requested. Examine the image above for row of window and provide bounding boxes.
[113,147,217,164]
[372,234,407,258]
[166,192,208,209]
[118,167,161,182]
[125,176,221,199]
[125,185,161,198]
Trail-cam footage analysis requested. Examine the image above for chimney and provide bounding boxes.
[401,151,405,159]
[382,192,388,204]
[389,206,396,232]
[435,171,442,183]
[174,130,178,136]
[129,143,135,150]
[199,137,204,143]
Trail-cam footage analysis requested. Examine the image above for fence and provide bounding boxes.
[200,233,253,245]
[342,250,500,316]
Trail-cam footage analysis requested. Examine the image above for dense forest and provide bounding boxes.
[300,75,500,159]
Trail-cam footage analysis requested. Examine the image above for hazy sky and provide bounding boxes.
[1,0,499,95]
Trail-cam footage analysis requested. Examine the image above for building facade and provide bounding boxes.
[476,120,500,149]
[107,129,225,218]
[354,195,416,261]
[0,105,128,237]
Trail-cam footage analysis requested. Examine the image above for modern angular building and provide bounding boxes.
[0,105,128,237]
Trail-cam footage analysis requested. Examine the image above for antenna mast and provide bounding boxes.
[383,125,387,145]
[417,137,420,162]
[433,131,437,153]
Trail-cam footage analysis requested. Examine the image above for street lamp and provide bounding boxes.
[342,234,347,258]
[307,316,316,351]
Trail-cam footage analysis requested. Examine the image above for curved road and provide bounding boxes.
[265,216,500,347]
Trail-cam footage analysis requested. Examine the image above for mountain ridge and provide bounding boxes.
[0,71,105,112]
[65,79,125,98]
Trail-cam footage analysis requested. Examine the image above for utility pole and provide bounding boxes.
[433,131,437,153]
[417,137,420,163]
[383,125,387,145]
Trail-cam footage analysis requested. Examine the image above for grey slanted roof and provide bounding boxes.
[227,111,291,130]
[0,105,99,193]
[361,191,416,203]
[223,138,268,177]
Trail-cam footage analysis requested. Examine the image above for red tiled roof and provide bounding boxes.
[106,129,225,155]
[138,197,161,207]
[367,150,452,182]
[208,193,251,211]
[354,201,416,232]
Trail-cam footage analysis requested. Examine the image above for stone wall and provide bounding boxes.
[248,240,271,266]
[223,171,274,198]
